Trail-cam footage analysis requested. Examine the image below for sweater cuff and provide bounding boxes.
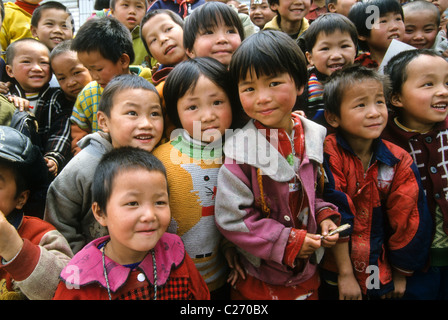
[316,207,341,226]
[2,238,40,281]
[283,228,307,267]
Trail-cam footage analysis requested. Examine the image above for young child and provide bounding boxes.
[306,0,327,24]
[264,0,310,40]
[0,126,73,300]
[30,1,74,52]
[140,9,187,137]
[69,16,152,155]
[44,74,164,254]
[214,30,340,300]
[382,49,448,299]
[53,146,210,300]
[5,38,73,179]
[50,40,92,103]
[0,0,43,54]
[110,0,149,66]
[325,0,357,17]
[299,13,358,123]
[183,1,245,68]
[153,57,244,299]
[321,64,432,300]
[402,1,448,56]
[348,0,405,69]
[249,0,276,30]
[425,0,448,37]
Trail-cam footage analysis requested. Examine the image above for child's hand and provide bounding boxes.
[320,219,339,248]
[0,211,24,262]
[297,233,321,259]
[224,247,246,286]
[0,81,11,94]
[381,270,406,299]
[8,95,30,112]
[45,157,58,177]
[338,272,362,300]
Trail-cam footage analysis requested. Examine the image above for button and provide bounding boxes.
[435,193,441,199]
[425,136,433,143]
[430,166,438,174]
[137,273,145,282]
[284,215,291,221]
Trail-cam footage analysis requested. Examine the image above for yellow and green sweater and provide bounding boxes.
[153,130,229,292]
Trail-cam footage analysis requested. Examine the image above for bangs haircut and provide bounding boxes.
[302,13,358,53]
[92,146,167,213]
[183,2,245,52]
[323,64,391,117]
[71,16,135,64]
[98,73,159,117]
[163,57,240,128]
[230,30,307,90]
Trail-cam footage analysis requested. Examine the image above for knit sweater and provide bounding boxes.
[153,130,228,292]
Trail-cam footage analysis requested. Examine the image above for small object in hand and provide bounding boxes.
[320,223,351,239]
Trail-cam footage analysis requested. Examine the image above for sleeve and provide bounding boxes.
[70,123,89,156]
[184,252,211,300]
[385,152,432,273]
[2,229,73,300]
[70,87,93,132]
[214,162,291,265]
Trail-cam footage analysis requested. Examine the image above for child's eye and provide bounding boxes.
[155,200,168,206]
[241,87,254,93]
[226,28,237,34]
[151,111,162,117]
[213,100,223,106]
[127,110,138,116]
[269,81,281,87]
[126,201,139,206]
[355,103,365,108]
[423,82,434,87]
[187,105,198,111]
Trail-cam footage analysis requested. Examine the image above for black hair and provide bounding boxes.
[384,48,443,109]
[5,38,50,65]
[98,73,159,118]
[71,16,135,64]
[348,0,403,51]
[323,64,391,116]
[183,2,245,53]
[94,0,110,10]
[403,0,440,27]
[140,9,184,58]
[230,30,308,91]
[92,146,167,214]
[50,39,73,62]
[31,1,75,34]
[302,13,358,53]
[163,56,243,129]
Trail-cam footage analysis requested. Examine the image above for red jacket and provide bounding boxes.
[322,134,432,296]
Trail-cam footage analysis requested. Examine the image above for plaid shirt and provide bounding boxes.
[382,117,448,235]
[9,83,73,170]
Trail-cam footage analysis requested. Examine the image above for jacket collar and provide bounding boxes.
[60,233,185,292]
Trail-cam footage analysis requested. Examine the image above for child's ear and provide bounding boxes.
[97,111,110,133]
[5,64,14,78]
[297,84,305,97]
[15,190,30,210]
[327,3,336,13]
[185,48,196,59]
[119,53,131,69]
[324,110,340,129]
[305,51,314,66]
[390,93,404,108]
[92,202,107,227]
[30,25,38,38]
[358,34,368,42]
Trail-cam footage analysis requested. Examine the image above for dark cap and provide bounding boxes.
[0,126,39,164]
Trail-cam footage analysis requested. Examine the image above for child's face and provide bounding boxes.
[426,0,448,13]
[364,12,405,54]
[5,42,51,93]
[238,70,303,133]
[186,18,242,66]
[326,79,387,142]
[30,9,73,51]
[111,0,146,31]
[391,54,448,132]
[270,0,311,24]
[327,0,358,17]
[51,51,92,101]
[306,30,357,76]
[403,9,439,49]
[141,13,186,66]
[77,50,129,88]
[177,75,233,143]
[249,0,276,29]
[93,168,170,264]
[99,88,164,152]
[0,163,28,217]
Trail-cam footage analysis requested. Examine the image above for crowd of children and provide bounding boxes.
[0,0,448,301]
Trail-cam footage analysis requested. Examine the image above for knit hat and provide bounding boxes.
[0,126,39,164]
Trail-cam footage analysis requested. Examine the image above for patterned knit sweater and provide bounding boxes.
[153,130,228,292]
